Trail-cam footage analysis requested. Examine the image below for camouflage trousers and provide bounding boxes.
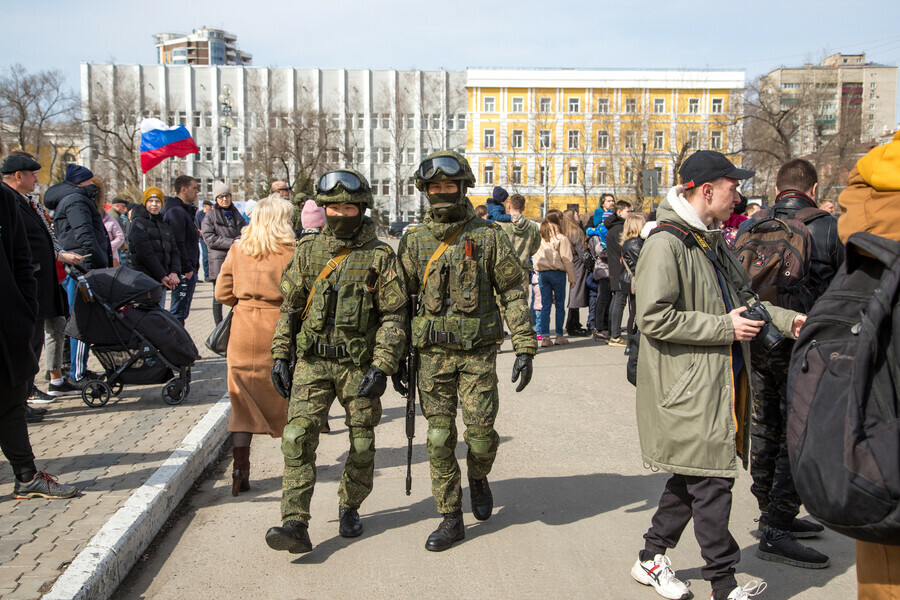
[418,344,500,514]
[280,356,382,525]
[749,340,801,529]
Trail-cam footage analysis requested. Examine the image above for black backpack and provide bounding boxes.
[786,232,900,545]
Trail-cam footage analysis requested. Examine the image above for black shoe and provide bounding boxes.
[570,328,590,337]
[469,476,493,521]
[75,370,102,384]
[26,404,49,416]
[265,520,313,554]
[25,407,44,423]
[754,512,825,539]
[425,510,465,552]
[48,379,81,397]
[339,507,363,538]
[757,527,830,568]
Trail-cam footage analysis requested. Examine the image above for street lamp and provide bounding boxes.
[218,84,235,184]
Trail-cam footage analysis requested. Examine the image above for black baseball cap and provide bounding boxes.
[679,151,754,190]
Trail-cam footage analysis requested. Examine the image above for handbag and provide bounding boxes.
[205,308,233,357]
[582,248,595,273]
[622,259,637,295]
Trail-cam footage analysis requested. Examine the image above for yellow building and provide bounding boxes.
[465,69,745,217]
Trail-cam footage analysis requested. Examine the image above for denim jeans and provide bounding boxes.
[64,275,91,380]
[170,272,198,325]
[538,270,567,337]
[199,239,210,280]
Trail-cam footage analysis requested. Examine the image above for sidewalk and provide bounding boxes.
[0,282,229,600]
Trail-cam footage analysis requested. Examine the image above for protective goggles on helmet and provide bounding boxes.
[417,156,464,180]
[316,171,370,195]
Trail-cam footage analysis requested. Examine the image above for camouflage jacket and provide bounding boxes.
[271,217,407,375]
[398,199,537,355]
[499,213,541,272]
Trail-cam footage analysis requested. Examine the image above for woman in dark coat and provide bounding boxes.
[201,181,246,324]
[128,187,180,303]
[618,213,647,342]
[562,209,588,335]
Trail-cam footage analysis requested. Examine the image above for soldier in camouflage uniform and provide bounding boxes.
[395,150,536,552]
[265,169,407,554]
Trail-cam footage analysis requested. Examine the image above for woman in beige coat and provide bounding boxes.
[533,212,576,347]
[215,197,296,495]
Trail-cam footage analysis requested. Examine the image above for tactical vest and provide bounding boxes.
[410,221,504,351]
[297,239,387,367]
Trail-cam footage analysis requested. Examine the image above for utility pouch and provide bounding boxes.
[422,263,447,314]
[305,282,331,332]
[450,254,480,314]
[335,283,370,334]
[411,315,432,349]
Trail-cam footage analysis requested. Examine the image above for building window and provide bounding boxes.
[178,111,187,125]
[382,147,391,163]
[370,115,378,129]
[457,114,466,129]
[539,130,551,149]
[597,97,609,114]
[625,98,636,113]
[356,148,365,163]
[403,114,413,129]
[406,177,415,196]
[483,165,494,184]
[371,149,378,164]
[711,98,723,113]
[654,98,665,113]
[596,166,607,185]
[381,114,390,129]
[539,97,552,113]
[568,129,580,150]
[406,148,415,164]
[483,96,495,112]
[231,147,238,162]
[568,97,580,113]
[624,166,634,185]
[371,179,380,193]
[192,111,201,127]
[512,165,522,184]
[356,113,365,129]
[245,146,253,161]
[688,98,700,114]
[688,130,700,149]
[512,97,524,112]
[447,117,454,130]
[870,82,876,90]
[711,130,722,150]
[206,178,213,194]
[511,129,523,149]
[568,165,578,185]
[484,129,495,149]
[597,130,609,150]
[205,112,213,127]
[624,130,634,150]
[421,114,430,130]
[539,165,547,185]
[381,180,390,196]
[653,130,664,150]
[204,146,212,161]
[432,115,440,129]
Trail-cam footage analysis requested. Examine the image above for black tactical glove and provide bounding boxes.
[271,358,292,399]
[391,361,409,396]
[511,353,533,393]
[357,365,388,399]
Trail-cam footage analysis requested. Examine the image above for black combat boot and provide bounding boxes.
[425,510,465,552]
[339,507,363,538]
[265,520,313,554]
[469,476,493,521]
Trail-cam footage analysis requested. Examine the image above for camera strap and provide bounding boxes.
[650,222,734,309]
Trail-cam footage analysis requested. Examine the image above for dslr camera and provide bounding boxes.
[743,301,784,351]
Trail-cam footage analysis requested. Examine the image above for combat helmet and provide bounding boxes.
[414,150,476,192]
[315,169,373,208]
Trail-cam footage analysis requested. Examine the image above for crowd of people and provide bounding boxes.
[0,133,896,600]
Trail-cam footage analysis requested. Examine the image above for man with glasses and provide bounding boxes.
[266,169,407,554]
[271,180,292,200]
[395,150,536,551]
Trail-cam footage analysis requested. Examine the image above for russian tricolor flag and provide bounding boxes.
[139,118,200,174]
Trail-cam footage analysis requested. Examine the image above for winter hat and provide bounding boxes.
[142,187,165,207]
[65,164,94,184]
[301,199,326,229]
[492,186,509,203]
[856,129,900,192]
[212,180,231,198]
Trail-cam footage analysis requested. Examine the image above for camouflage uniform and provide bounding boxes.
[272,217,406,525]
[398,200,537,514]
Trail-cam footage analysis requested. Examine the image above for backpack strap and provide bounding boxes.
[650,222,728,273]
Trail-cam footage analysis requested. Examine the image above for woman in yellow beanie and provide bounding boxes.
[128,187,180,304]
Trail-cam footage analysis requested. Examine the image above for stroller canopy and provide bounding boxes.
[82,267,163,308]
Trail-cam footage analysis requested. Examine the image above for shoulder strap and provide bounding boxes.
[301,247,351,320]
[650,221,724,272]
[421,223,465,290]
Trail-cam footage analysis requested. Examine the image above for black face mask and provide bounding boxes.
[81,184,99,198]
[326,211,363,239]
[427,187,467,223]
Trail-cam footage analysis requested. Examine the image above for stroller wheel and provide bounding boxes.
[162,379,188,405]
[82,381,111,407]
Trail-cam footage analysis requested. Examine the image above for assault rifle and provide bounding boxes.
[287,309,301,388]
[405,294,419,495]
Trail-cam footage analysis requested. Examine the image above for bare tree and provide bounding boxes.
[376,76,417,220]
[0,64,79,182]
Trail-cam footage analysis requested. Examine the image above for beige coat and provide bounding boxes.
[215,242,294,436]
[533,231,576,283]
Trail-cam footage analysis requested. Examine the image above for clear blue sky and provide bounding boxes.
[6,0,900,121]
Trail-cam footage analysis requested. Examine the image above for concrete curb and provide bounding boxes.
[42,393,232,600]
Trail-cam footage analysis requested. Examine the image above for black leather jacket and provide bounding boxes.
[736,190,844,299]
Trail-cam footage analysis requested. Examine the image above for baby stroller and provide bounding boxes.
[65,266,200,407]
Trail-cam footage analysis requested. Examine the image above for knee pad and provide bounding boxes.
[348,427,375,466]
[466,426,496,461]
[281,417,315,460]
[427,417,455,461]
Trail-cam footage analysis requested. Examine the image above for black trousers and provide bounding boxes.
[27,318,44,391]
[0,379,37,480]
[643,474,740,590]
[594,278,611,332]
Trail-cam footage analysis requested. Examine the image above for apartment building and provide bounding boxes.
[154,28,252,66]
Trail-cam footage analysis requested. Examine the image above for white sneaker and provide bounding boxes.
[714,581,767,600]
[631,554,690,600]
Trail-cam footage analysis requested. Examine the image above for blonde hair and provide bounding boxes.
[620,213,647,245]
[238,197,295,259]
[93,176,106,213]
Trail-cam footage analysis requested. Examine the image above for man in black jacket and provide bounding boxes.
[162,175,200,324]
[737,158,844,569]
[604,200,631,346]
[1,154,83,403]
[0,162,77,499]
[49,164,113,382]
